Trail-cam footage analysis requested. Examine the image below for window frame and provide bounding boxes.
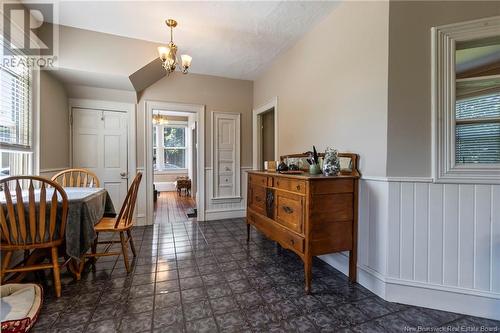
[432,16,500,184]
[153,121,188,173]
[0,36,39,178]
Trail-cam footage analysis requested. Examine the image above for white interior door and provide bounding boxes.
[72,108,128,207]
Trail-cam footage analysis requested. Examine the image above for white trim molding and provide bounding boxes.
[252,96,278,170]
[432,16,500,184]
[145,101,205,222]
[211,111,241,201]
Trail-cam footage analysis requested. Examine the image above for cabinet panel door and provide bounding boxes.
[249,184,266,216]
[275,190,304,233]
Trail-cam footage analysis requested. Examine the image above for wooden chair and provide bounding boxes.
[51,168,100,188]
[0,176,69,298]
[83,172,142,273]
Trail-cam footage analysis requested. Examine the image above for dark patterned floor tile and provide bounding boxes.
[244,304,278,328]
[350,321,387,333]
[397,307,441,327]
[353,297,393,319]
[182,287,208,303]
[155,291,181,309]
[54,310,92,327]
[268,299,302,320]
[186,316,219,333]
[283,316,320,333]
[128,283,155,298]
[180,276,204,290]
[210,296,238,315]
[123,295,154,313]
[183,300,213,321]
[206,284,233,299]
[153,305,184,328]
[156,279,180,293]
[216,311,247,331]
[119,311,153,332]
[235,290,263,309]
[86,319,119,333]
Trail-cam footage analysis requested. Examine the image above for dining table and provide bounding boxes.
[0,186,115,280]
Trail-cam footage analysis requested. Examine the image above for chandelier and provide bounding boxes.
[152,112,169,125]
[158,19,192,75]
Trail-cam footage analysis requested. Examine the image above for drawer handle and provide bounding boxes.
[296,185,301,191]
[282,206,294,214]
[276,181,280,186]
[290,239,295,245]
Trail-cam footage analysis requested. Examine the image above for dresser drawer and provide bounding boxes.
[249,174,268,187]
[275,177,306,194]
[248,211,304,254]
[275,191,304,233]
[249,184,266,216]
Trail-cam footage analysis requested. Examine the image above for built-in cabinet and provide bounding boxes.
[211,111,241,200]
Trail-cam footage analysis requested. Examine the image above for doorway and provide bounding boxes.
[260,109,275,170]
[253,97,279,170]
[152,110,197,222]
[145,101,205,223]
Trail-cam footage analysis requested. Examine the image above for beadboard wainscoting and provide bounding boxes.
[320,178,500,320]
[205,167,251,220]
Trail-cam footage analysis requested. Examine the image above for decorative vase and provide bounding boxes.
[323,147,340,176]
[309,164,321,175]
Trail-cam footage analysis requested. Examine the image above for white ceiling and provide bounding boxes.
[40,1,338,81]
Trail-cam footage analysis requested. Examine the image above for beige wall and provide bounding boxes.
[65,84,138,103]
[254,1,390,177]
[39,71,70,171]
[387,1,500,177]
[138,71,254,168]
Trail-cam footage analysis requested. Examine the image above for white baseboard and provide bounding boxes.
[205,208,246,221]
[135,214,148,226]
[319,253,500,320]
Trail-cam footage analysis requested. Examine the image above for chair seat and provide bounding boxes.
[94,217,132,232]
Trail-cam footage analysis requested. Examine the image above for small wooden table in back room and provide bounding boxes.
[246,153,360,293]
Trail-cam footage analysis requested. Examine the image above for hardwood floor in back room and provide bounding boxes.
[31,192,499,332]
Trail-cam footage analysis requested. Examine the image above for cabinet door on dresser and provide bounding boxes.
[275,190,304,234]
[248,184,266,216]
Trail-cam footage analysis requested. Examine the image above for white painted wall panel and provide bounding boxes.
[387,181,401,277]
[492,186,500,293]
[400,183,415,280]
[428,183,444,284]
[474,185,491,291]
[414,183,429,282]
[458,185,474,289]
[443,184,459,286]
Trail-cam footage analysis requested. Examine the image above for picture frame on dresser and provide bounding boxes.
[246,152,360,293]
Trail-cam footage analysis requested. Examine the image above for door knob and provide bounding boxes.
[120,172,128,179]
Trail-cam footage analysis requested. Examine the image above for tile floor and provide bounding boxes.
[31,218,499,333]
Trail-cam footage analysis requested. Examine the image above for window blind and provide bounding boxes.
[455,93,500,164]
[0,45,32,151]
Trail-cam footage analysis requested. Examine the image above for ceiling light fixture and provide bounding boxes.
[152,111,169,125]
[158,19,192,75]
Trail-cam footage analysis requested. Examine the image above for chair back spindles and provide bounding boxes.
[52,168,100,188]
[0,176,68,246]
[114,173,142,229]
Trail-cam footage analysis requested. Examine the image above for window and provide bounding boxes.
[0,39,34,178]
[432,17,500,183]
[455,93,500,164]
[153,123,187,171]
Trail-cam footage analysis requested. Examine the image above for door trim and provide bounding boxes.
[145,101,206,222]
[68,98,137,203]
[253,96,279,170]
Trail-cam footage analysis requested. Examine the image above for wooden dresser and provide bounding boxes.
[246,153,360,293]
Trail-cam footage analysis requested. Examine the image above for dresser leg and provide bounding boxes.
[304,256,312,294]
[349,250,357,282]
[246,223,250,242]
